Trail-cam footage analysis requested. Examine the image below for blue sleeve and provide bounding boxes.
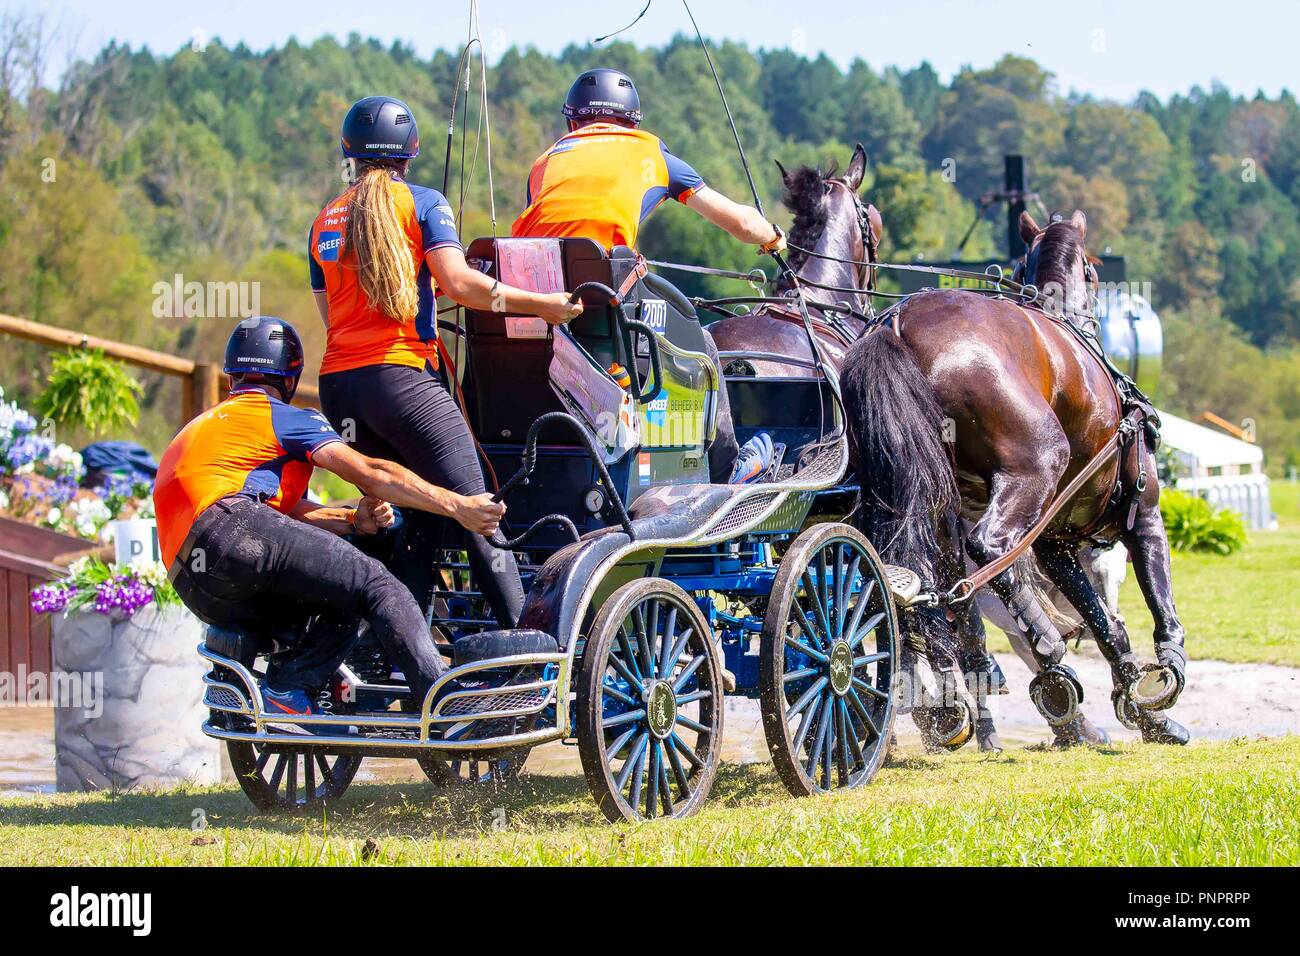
[661,142,705,201]
[410,185,463,253]
[308,226,325,291]
[271,403,342,462]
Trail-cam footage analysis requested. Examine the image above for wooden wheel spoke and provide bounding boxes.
[646,742,662,818]
[787,675,829,721]
[616,733,649,793]
[672,653,706,693]
[675,712,710,735]
[853,650,891,668]
[611,641,645,689]
[849,612,887,650]
[657,745,676,816]
[852,675,890,701]
[605,725,638,763]
[602,708,647,728]
[847,687,882,739]
[666,735,692,792]
[784,632,828,664]
[669,731,704,771]
[801,569,833,647]
[657,607,678,679]
[602,681,637,707]
[837,551,861,641]
[843,577,877,645]
[267,753,287,792]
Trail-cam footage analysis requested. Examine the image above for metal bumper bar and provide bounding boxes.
[198,643,570,752]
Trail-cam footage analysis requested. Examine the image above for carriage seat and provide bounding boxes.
[626,484,736,539]
[461,236,716,447]
[452,629,559,666]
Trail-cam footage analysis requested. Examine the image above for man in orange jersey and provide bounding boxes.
[513,69,784,482]
[156,316,505,729]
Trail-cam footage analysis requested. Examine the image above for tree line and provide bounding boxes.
[0,17,1297,468]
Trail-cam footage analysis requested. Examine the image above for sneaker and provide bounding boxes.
[259,686,350,736]
[730,432,775,484]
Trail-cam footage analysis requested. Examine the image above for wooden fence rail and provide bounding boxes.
[0,313,319,429]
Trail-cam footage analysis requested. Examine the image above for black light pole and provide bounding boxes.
[1006,155,1026,261]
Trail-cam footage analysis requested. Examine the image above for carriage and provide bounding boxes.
[198,236,933,822]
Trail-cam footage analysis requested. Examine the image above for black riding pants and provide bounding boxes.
[319,361,525,628]
[173,496,446,702]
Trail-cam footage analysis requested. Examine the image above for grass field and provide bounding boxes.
[1,736,1296,865]
[2,486,1294,867]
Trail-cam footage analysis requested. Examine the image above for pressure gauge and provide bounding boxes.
[583,485,607,516]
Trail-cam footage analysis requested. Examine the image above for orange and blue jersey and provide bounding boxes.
[511,123,705,248]
[309,175,462,375]
[155,388,343,567]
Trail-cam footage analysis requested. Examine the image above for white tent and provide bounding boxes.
[1157,410,1272,530]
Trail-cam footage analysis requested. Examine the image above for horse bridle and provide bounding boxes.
[825,179,879,292]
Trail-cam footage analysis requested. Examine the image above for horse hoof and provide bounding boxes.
[1137,712,1190,745]
[914,701,975,753]
[1131,663,1183,711]
[1030,665,1084,727]
[1112,688,1141,730]
[975,715,1003,754]
[1051,715,1109,749]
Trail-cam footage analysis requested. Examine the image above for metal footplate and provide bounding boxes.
[884,565,924,607]
[197,642,570,752]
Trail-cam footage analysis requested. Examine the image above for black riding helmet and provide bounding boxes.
[223,316,305,402]
[563,68,641,126]
[340,95,420,159]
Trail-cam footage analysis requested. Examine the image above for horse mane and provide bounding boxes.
[782,161,837,269]
[1029,217,1084,290]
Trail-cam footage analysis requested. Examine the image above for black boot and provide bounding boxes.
[1137,712,1190,745]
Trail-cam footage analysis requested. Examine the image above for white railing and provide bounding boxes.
[1174,473,1273,530]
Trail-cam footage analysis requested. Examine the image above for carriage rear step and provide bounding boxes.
[885,565,923,606]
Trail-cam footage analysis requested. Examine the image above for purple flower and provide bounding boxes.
[92,574,155,618]
[30,583,72,615]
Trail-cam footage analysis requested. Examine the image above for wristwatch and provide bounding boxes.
[760,223,785,253]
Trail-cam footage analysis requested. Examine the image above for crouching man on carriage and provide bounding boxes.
[511,67,784,484]
[155,315,507,731]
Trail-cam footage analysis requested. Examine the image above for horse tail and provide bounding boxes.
[841,330,958,580]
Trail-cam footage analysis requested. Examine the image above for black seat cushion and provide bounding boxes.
[452,629,560,666]
[627,484,736,539]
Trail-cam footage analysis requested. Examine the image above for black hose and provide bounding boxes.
[491,411,636,539]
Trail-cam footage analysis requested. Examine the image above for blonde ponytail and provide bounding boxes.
[344,165,419,322]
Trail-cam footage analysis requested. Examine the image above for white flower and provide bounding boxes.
[136,495,155,519]
[69,495,111,538]
[67,556,93,578]
[46,443,83,478]
[126,557,168,588]
[0,487,9,511]
[44,507,64,529]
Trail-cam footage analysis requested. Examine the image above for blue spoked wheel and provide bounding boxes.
[577,578,724,823]
[759,523,899,797]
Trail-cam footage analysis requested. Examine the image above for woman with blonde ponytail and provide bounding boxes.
[310,96,582,628]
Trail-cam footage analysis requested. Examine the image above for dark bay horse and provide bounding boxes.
[708,144,880,378]
[840,210,1189,746]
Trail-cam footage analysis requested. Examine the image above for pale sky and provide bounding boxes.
[23,0,1299,103]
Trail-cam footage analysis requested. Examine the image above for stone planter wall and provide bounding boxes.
[52,605,220,791]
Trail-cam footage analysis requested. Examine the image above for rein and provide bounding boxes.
[945,407,1147,604]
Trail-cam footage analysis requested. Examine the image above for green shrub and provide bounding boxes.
[1159,488,1247,555]
[35,349,143,435]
